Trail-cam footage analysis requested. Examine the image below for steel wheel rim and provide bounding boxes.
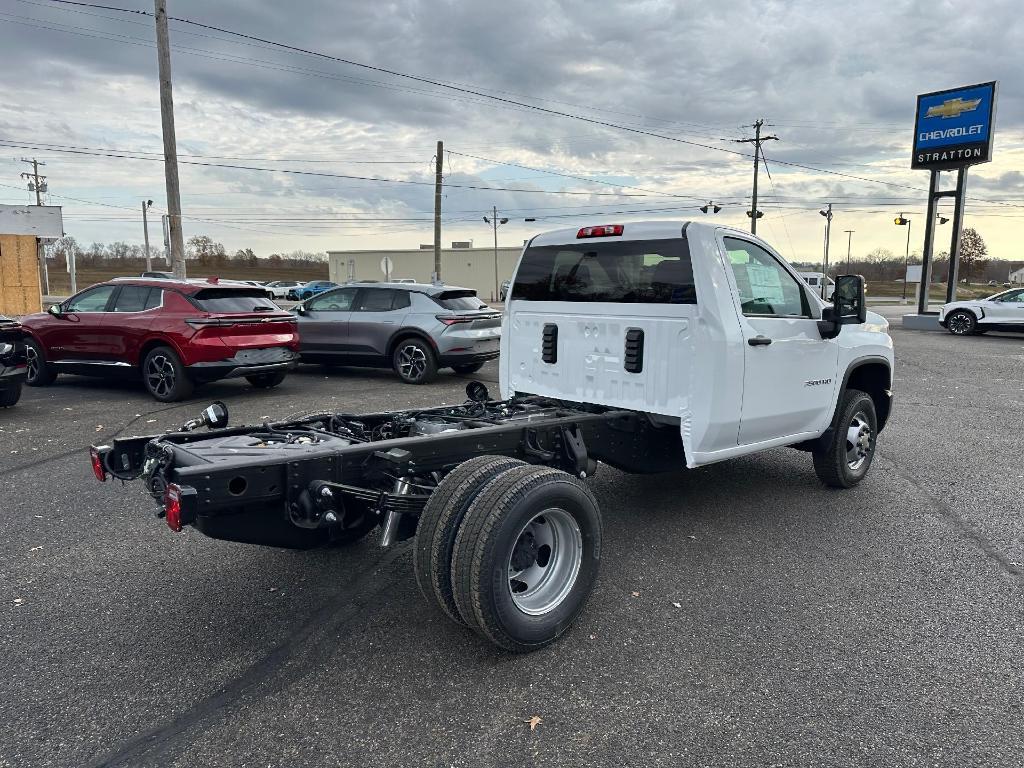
[26,345,40,382]
[507,507,583,616]
[948,313,971,334]
[845,410,873,471]
[398,344,427,381]
[146,354,175,398]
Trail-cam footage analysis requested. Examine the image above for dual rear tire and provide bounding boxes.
[414,456,602,653]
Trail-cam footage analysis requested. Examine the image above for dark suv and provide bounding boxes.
[0,315,27,408]
[21,278,299,401]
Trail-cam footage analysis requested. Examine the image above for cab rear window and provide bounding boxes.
[510,237,696,304]
[190,289,277,313]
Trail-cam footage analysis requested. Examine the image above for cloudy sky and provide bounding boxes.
[0,0,1022,266]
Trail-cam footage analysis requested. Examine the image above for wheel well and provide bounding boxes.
[846,362,891,431]
[138,338,178,367]
[388,331,436,359]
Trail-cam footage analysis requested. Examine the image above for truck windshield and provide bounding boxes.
[190,289,277,313]
[510,238,696,304]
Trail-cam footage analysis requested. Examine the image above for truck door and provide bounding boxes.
[721,236,840,445]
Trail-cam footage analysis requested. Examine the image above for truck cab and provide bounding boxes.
[500,221,893,470]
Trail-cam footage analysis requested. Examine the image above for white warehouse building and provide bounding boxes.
[327,244,524,300]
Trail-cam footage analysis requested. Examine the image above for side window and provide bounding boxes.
[65,285,116,313]
[354,288,398,312]
[112,286,153,312]
[997,289,1024,303]
[723,237,810,318]
[307,288,356,311]
[392,290,411,310]
[144,288,163,310]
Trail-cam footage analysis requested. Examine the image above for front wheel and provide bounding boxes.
[142,345,194,402]
[246,371,287,389]
[946,310,977,336]
[393,338,437,384]
[451,465,602,653]
[812,388,877,488]
[0,383,21,407]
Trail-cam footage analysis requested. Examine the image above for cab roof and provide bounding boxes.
[527,220,755,248]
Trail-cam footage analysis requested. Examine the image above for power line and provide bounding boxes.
[0,140,658,197]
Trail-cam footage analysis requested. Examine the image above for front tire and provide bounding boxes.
[813,388,877,488]
[25,338,57,386]
[450,465,602,653]
[245,371,287,389]
[393,338,437,384]
[142,345,194,402]
[946,310,977,336]
[0,383,21,407]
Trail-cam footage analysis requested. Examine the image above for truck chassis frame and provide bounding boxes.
[94,389,684,550]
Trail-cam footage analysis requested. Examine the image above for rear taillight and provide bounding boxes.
[185,317,296,329]
[577,224,624,238]
[435,315,474,326]
[89,445,109,482]
[164,484,184,532]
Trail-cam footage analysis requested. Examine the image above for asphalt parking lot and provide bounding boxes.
[2,327,1023,768]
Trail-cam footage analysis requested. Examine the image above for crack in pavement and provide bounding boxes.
[877,451,1023,581]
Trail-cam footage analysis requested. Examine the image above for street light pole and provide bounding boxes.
[819,203,833,299]
[844,229,854,269]
[483,206,509,302]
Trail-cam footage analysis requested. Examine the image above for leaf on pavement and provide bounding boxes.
[525,715,542,731]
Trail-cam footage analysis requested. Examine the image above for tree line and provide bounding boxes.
[797,227,1022,284]
[47,234,328,272]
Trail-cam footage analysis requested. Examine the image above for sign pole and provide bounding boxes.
[945,167,969,304]
[917,171,940,315]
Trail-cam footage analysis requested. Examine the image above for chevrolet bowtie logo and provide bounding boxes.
[925,97,982,119]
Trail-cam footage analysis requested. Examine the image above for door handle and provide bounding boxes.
[748,336,772,346]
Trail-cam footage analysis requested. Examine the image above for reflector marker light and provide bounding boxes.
[164,484,184,532]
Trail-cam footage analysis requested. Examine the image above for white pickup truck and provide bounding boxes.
[92,220,893,653]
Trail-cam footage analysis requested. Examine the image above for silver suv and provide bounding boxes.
[294,282,501,383]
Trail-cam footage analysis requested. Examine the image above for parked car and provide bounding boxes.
[140,271,174,279]
[265,280,303,299]
[295,282,500,383]
[20,278,299,401]
[939,287,1024,335]
[0,315,28,407]
[392,278,416,284]
[292,280,338,301]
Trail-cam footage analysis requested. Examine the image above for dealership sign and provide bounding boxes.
[912,82,997,169]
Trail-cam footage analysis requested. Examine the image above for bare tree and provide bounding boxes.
[958,228,988,284]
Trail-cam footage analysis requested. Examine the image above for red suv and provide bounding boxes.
[21,278,299,401]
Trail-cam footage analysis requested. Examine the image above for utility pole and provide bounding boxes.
[733,120,777,235]
[20,158,46,205]
[483,206,508,302]
[433,140,443,283]
[20,158,50,293]
[142,200,154,272]
[844,229,855,269]
[154,0,186,279]
[820,203,833,299]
